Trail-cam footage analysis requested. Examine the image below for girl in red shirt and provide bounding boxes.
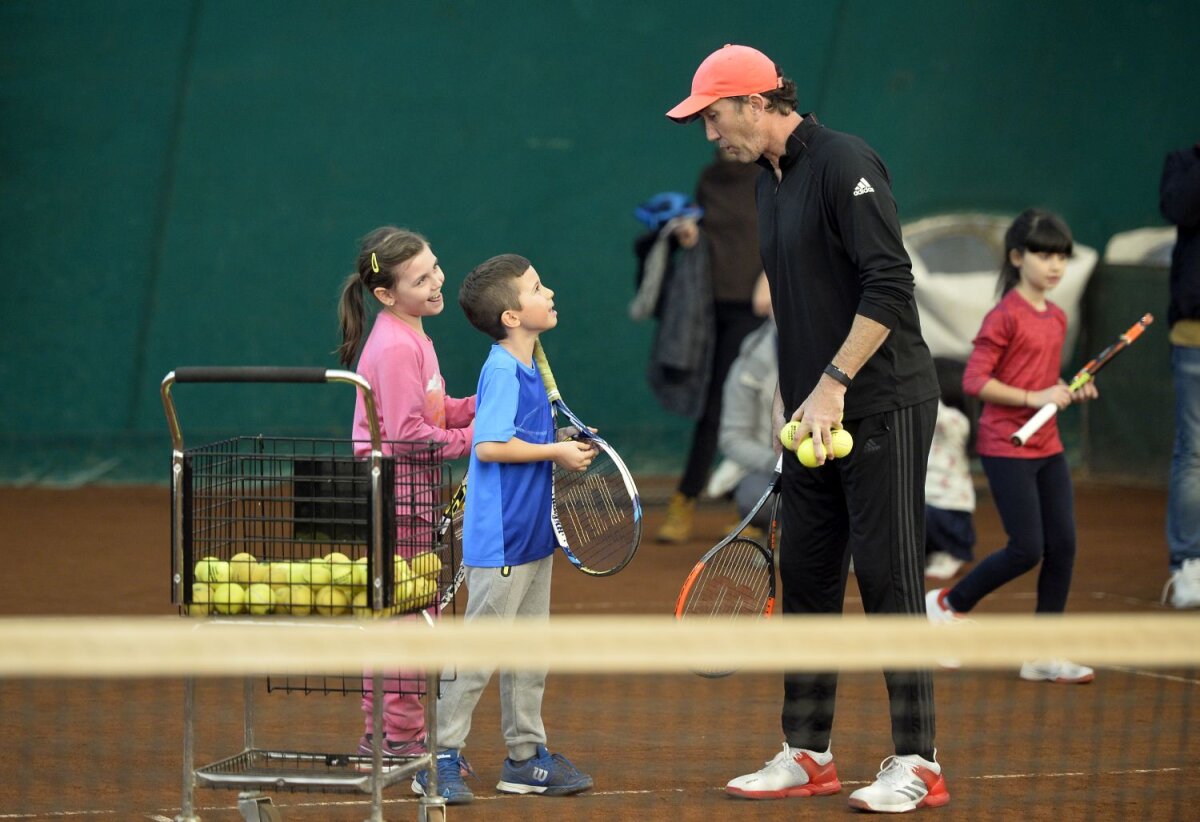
[925,209,1098,684]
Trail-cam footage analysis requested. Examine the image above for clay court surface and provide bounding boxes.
[0,480,1195,821]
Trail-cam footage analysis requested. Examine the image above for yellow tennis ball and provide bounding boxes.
[326,553,354,586]
[779,420,802,451]
[409,551,442,580]
[287,561,311,586]
[314,585,349,616]
[229,552,260,585]
[795,436,821,468]
[393,556,413,583]
[393,579,417,612]
[351,556,369,589]
[413,575,437,608]
[831,428,854,458]
[268,562,292,587]
[187,583,212,617]
[273,584,312,616]
[246,583,275,615]
[308,558,333,588]
[210,583,246,615]
[250,562,271,584]
[194,557,229,584]
[351,589,371,618]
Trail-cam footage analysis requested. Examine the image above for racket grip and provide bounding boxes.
[1011,403,1057,446]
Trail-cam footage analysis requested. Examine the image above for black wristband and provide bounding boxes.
[824,363,852,388]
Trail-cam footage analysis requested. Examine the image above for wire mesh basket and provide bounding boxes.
[175,435,455,622]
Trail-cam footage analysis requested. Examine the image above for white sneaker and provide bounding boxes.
[924,588,960,624]
[847,751,949,812]
[924,552,964,581]
[725,743,841,799]
[1019,659,1095,684]
[1162,558,1200,608]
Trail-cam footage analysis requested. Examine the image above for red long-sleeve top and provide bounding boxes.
[963,289,1066,458]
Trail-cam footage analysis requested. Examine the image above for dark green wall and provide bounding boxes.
[2,1,1197,484]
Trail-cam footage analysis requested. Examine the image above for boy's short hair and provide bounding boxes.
[459,254,531,340]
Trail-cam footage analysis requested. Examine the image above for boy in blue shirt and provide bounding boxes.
[413,253,597,804]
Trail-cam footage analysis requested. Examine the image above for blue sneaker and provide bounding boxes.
[411,749,475,805]
[496,745,593,796]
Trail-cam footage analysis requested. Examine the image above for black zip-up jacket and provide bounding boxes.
[755,113,939,419]
[1161,144,1200,328]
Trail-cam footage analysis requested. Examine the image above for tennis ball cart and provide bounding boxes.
[163,367,459,822]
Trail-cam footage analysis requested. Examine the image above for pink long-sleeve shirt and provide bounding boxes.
[351,310,475,458]
[963,289,1066,459]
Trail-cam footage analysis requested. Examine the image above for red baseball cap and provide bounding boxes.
[666,44,782,123]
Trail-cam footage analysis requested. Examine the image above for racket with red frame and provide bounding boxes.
[674,455,782,678]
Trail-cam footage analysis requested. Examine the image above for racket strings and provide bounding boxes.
[553,451,637,572]
[683,538,772,617]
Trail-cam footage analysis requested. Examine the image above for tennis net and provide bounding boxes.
[0,614,1195,821]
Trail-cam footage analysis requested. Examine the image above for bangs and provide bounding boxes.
[1023,215,1074,256]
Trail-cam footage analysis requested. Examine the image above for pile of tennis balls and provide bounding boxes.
[187,550,441,618]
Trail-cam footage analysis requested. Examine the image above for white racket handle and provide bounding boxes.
[1011,403,1058,446]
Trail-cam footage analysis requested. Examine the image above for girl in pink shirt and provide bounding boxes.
[337,226,475,755]
[926,209,1098,684]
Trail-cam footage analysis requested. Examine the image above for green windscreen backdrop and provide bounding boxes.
[2,0,1196,485]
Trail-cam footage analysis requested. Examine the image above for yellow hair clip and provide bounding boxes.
[370,252,380,273]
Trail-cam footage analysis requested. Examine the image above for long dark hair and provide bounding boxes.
[997,208,1074,296]
[336,227,428,367]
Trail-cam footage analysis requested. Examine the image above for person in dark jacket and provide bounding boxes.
[666,44,947,813]
[1162,142,1200,609]
[633,151,767,543]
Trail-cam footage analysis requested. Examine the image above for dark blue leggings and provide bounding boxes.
[946,453,1076,614]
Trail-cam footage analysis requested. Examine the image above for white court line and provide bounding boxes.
[0,766,1186,820]
[1102,665,1200,686]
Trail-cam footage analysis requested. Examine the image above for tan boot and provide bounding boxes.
[656,493,695,543]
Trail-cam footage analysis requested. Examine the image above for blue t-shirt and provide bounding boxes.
[462,344,557,567]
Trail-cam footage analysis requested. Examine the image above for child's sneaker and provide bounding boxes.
[924,588,960,624]
[1019,659,1095,684]
[358,733,428,758]
[495,745,593,796]
[726,743,841,799]
[847,751,949,812]
[412,749,475,805]
[924,552,964,581]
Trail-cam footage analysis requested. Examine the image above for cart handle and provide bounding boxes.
[160,367,382,453]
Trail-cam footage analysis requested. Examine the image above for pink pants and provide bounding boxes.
[360,514,437,741]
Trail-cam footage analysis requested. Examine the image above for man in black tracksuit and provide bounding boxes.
[668,44,948,813]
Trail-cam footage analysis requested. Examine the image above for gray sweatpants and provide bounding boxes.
[436,555,553,761]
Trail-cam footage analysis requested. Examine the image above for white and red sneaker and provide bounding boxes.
[725,743,841,799]
[848,751,949,813]
[924,588,960,624]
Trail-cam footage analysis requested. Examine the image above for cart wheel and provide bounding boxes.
[236,792,282,822]
[417,798,447,822]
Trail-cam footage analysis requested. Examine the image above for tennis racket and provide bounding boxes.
[1011,313,1153,446]
[674,455,782,678]
[533,340,643,575]
[432,473,468,612]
